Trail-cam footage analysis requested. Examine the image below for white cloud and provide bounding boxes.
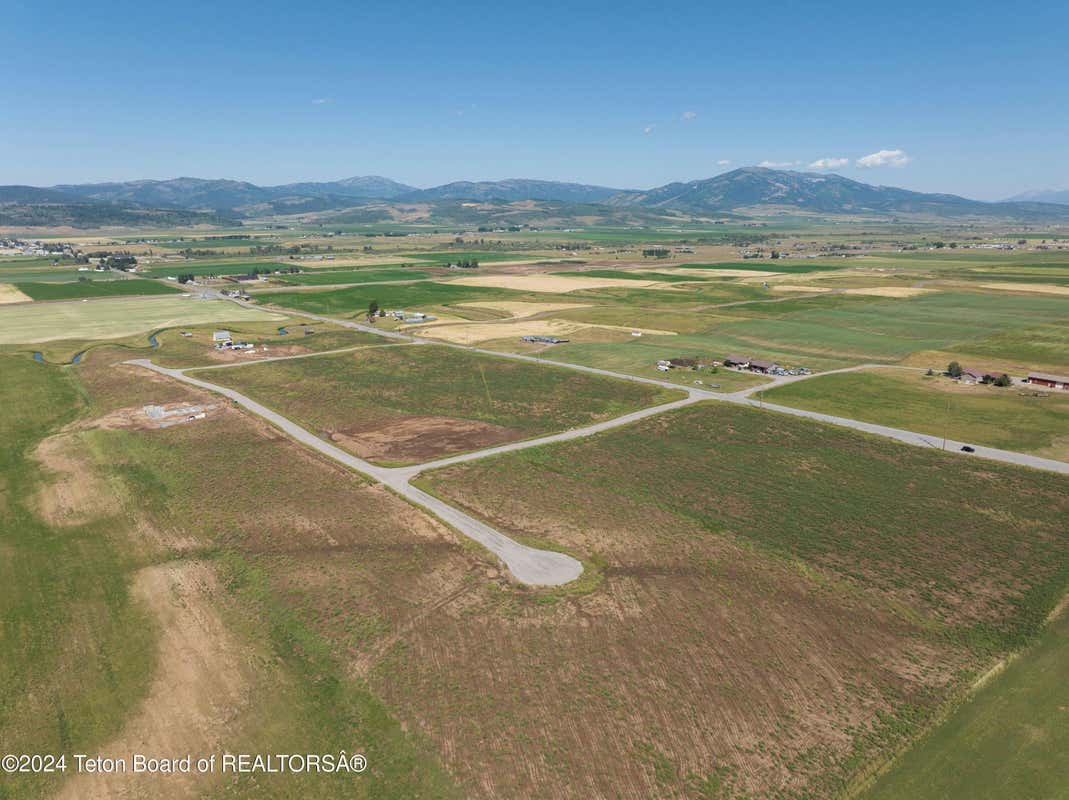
[681,111,697,121]
[716,159,731,166]
[856,149,911,168]
[311,97,333,105]
[758,160,801,168]
[643,124,656,135]
[809,157,849,169]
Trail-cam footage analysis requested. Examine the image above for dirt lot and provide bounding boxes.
[34,433,114,526]
[327,415,524,462]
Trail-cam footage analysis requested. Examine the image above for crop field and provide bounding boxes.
[764,368,1069,459]
[199,345,681,464]
[711,291,1069,363]
[678,260,849,274]
[137,260,290,278]
[864,603,1069,800]
[0,263,133,283]
[263,281,523,317]
[417,402,1069,798]
[396,250,545,264]
[0,295,284,345]
[273,267,432,285]
[15,278,183,300]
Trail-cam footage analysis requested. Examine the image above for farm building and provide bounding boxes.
[523,335,569,344]
[748,358,779,374]
[212,331,231,342]
[724,355,751,368]
[1025,372,1069,390]
[960,367,1002,384]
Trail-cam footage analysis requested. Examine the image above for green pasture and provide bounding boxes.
[16,279,182,301]
[764,369,1069,458]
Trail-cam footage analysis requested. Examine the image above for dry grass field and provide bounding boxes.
[0,283,32,304]
[199,345,681,464]
[415,402,1069,798]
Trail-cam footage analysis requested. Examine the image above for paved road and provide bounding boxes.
[128,359,584,586]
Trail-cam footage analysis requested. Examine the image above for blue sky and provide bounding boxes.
[4,0,1067,199]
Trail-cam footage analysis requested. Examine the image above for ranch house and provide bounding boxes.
[960,367,1002,384]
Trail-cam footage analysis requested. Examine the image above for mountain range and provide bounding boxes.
[5,168,1069,227]
[1004,188,1069,205]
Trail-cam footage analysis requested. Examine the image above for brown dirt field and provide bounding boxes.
[54,561,251,800]
[34,434,114,526]
[326,415,524,462]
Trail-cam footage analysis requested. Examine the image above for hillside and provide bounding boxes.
[1006,189,1069,205]
[608,167,1069,221]
[400,179,624,204]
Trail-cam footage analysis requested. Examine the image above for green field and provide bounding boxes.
[199,345,682,464]
[15,279,182,301]
[714,291,1069,362]
[137,260,290,278]
[0,296,284,345]
[274,268,432,286]
[864,604,1069,800]
[263,281,523,317]
[678,260,849,274]
[764,368,1069,459]
[395,251,544,264]
[0,357,157,800]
